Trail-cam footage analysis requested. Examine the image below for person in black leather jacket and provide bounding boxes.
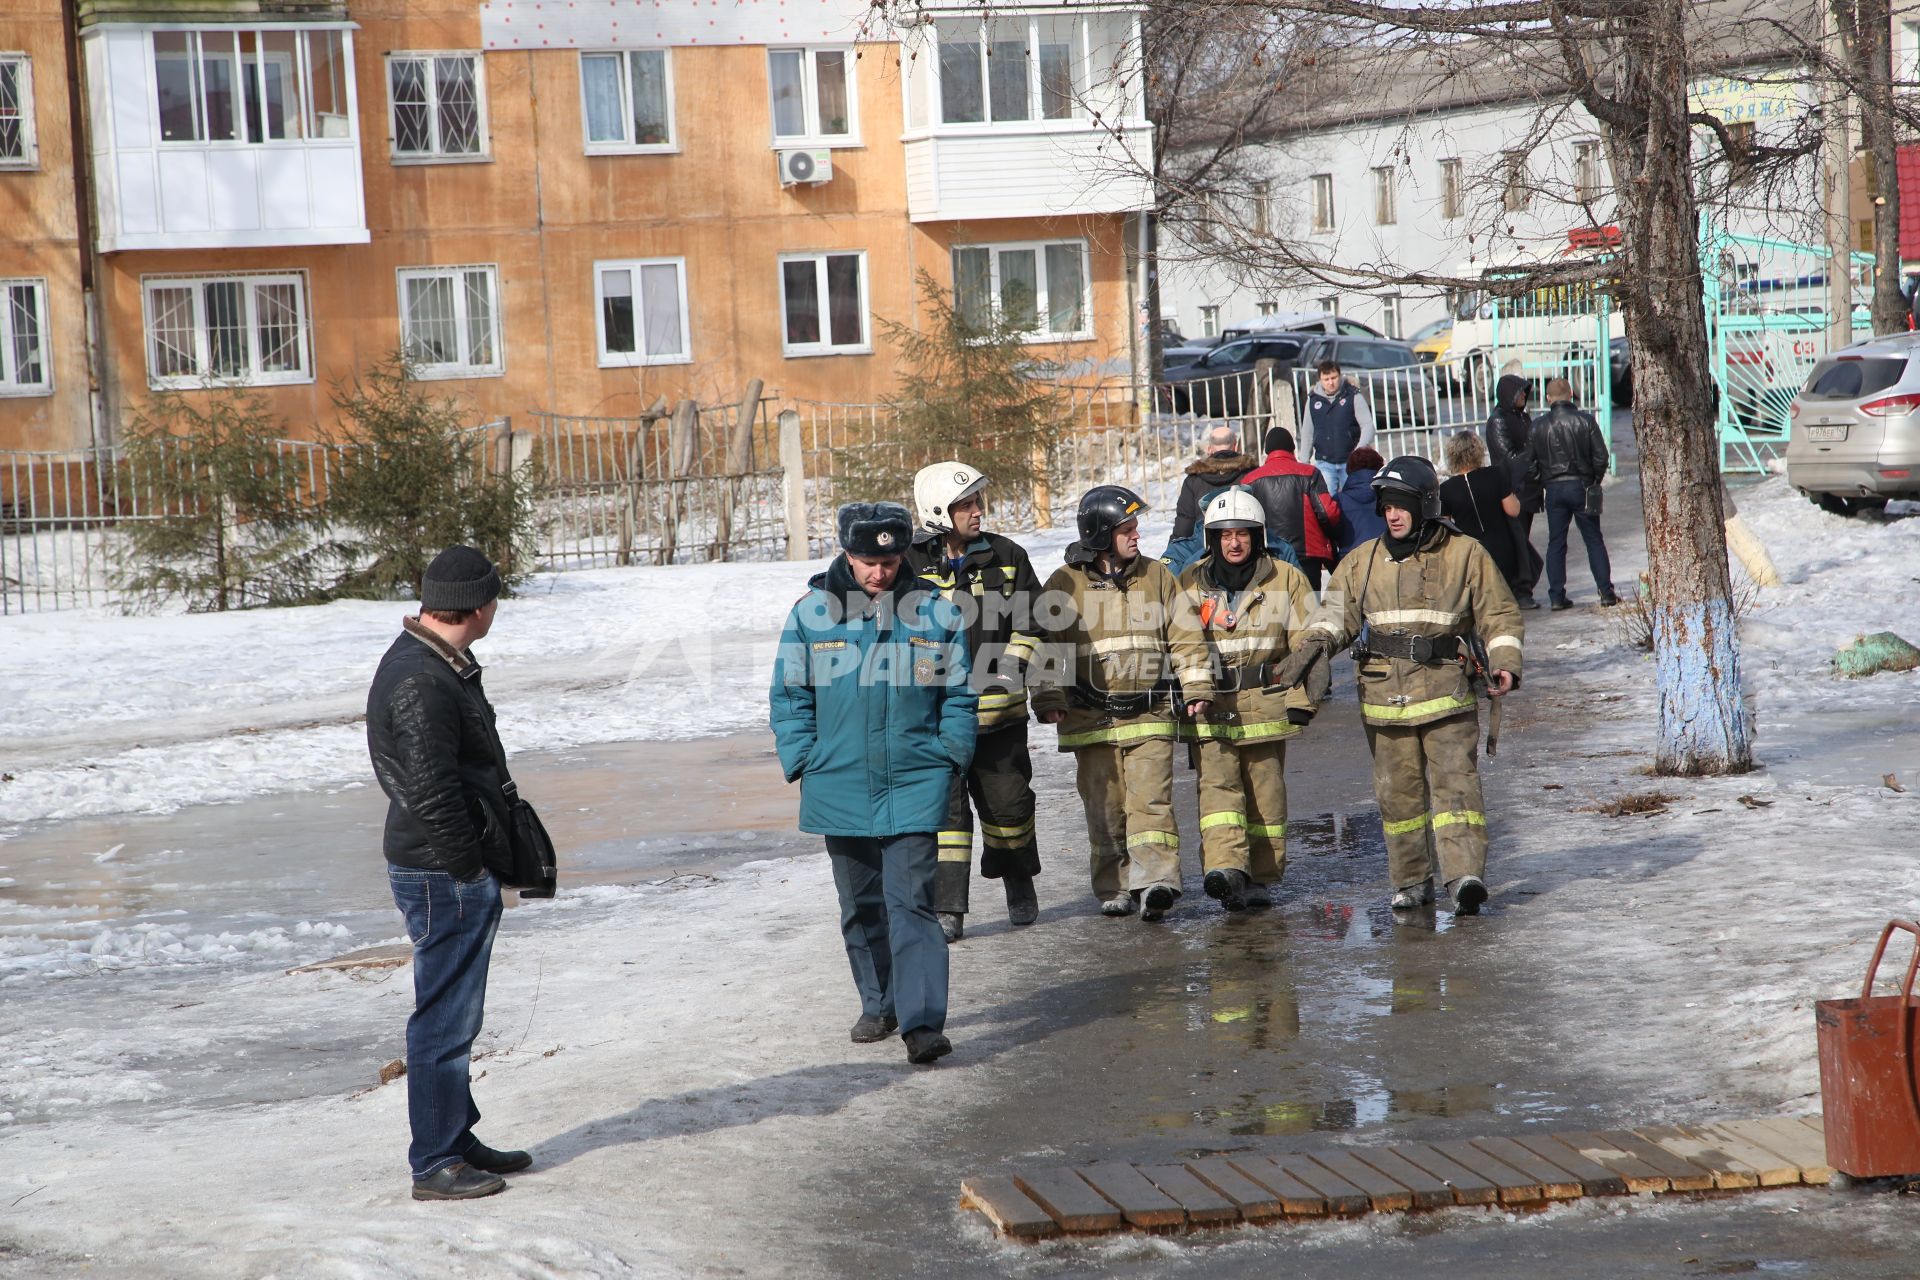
[1484,374,1543,606]
[365,545,531,1202]
[1532,379,1617,609]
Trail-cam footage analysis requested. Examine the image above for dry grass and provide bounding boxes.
[1585,789,1684,817]
[1607,573,1763,652]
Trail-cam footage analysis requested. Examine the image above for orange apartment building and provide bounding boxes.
[0,0,1153,453]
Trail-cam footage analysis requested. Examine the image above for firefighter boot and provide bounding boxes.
[1203,867,1250,912]
[1448,875,1488,915]
[938,912,964,943]
[1004,874,1039,926]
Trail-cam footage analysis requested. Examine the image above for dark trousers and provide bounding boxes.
[936,723,1041,914]
[1544,479,1613,603]
[1509,510,1541,597]
[826,833,948,1035]
[1301,556,1331,590]
[389,867,503,1179]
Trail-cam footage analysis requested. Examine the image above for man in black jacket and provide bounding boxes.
[1533,378,1618,610]
[366,546,529,1202]
[1169,426,1259,542]
[1485,374,1543,608]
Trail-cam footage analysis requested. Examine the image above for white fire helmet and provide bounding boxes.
[1202,485,1267,532]
[913,461,989,533]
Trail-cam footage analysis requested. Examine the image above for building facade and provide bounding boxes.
[0,0,1153,452]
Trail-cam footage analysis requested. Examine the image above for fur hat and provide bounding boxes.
[836,501,912,557]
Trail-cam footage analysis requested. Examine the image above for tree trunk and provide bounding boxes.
[1607,0,1755,775]
[1857,0,1907,334]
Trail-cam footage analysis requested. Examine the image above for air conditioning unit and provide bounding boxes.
[777,148,833,186]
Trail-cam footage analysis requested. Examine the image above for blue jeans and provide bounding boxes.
[825,833,948,1036]
[1544,479,1613,603]
[1314,460,1347,496]
[389,867,503,1179]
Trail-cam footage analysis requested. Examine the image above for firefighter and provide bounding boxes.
[1030,486,1194,922]
[1170,487,1321,912]
[906,461,1045,941]
[1271,456,1522,915]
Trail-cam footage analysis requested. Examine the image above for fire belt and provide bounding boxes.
[1358,631,1463,665]
[1069,681,1175,716]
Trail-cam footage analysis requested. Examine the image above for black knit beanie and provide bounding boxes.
[1263,426,1296,455]
[420,545,501,611]
[837,502,912,558]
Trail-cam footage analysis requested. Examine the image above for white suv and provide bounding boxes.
[1787,333,1920,515]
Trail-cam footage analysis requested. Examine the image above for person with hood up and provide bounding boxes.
[1333,446,1387,561]
[1243,426,1342,589]
[1030,486,1199,923]
[1170,486,1322,913]
[770,502,977,1065]
[1484,374,1544,608]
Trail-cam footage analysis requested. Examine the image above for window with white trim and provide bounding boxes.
[1255,300,1277,319]
[1310,173,1334,232]
[594,258,689,366]
[780,252,868,356]
[0,278,50,395]
[398,266,502,378]
[0,55,36,168]
[768,47,855,144]
[1439,157,1463,219]
[1503,150,1530,212]
[950,240,1089,341]
[580,50,674,152]
[1380,294,1402,340]
[933,14,1089,125]
[1574,139,1604,202]
[1199,305,1219,338]
[388,53,486,161]
[142,272,310,388]
[152,29,350,143]
[1373,165,1396,225]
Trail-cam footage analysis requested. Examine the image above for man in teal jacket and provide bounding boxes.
[769,502,977,1065]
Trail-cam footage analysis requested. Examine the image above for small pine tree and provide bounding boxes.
[114,388,327,612]
[322,356,540,600]
[855,271,1067,522]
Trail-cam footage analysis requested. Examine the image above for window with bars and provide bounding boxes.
[1373,166,1396,225]
[780,252,868,356]
[0,278,49,395]
[580,50,674,151]
[142,273,310,388]
[398,266,502,378]
[388,53,485,161]
[595,258,689,366]
[1439,158,1463,219]
[0,55,34,167]
[1503,150,1530,212]
[768,47,855,143]
[950,240,1089,341]
[152,29,349,144]
[1310,174,1334,232]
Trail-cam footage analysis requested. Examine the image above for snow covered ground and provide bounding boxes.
[3,476,1920,1277]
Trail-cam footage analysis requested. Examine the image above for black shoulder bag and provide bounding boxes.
[482,722,558,898]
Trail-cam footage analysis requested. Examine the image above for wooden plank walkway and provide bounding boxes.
[961,1116,1830,1240]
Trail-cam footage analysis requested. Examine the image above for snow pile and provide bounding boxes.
[0,918,354,979]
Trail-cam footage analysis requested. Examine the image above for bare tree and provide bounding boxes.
[1820,0,1904,330]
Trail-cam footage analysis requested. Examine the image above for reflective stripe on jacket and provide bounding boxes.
[1172,553,1322,743]
[1030,545,1186,750]
[905,530,1042,732]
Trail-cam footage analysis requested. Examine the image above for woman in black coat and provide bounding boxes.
[1439,430,1523,590]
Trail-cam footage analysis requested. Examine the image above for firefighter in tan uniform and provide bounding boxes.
[1030,486,1193,922]
[1274,456,1522,915]
[1170,487,1322,913]
[905,462,1045,942]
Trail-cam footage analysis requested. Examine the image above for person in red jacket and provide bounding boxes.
[1244,427,1342,588]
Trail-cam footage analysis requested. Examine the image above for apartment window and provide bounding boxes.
[142,272,310,388]
[1316,294,1339,316]
[0,279,49,395]
[398,266,501,378]
[153,29,349,143]
[580,50,674,152]
[935,15,1086,125]
[1503,151,1529,212]
[1255,300,1278,319]
[1199,305,1220,338]
[1380,294,1402,340]
[769,47,855,143]
[1373,166,1396,225]
[1251,180,1272,235]
[1310,173,1334,231]
[594,258,689,366]
[388,53,485,161]
[781,252,868,355]
[1439,158,1463,219]
[1902,22,1920,85]
[951,240,1090,340]
[0,55,35,167]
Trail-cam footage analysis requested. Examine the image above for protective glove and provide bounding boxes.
[1286,707,1315,727]
[1264,636,1331,693]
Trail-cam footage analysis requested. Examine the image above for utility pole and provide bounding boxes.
[1824,2,1859,353]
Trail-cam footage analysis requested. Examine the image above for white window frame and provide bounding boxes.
[139,270,313,389]
[1255,299,1277,319]
[0,54,37,170]
[950,239,1092,343]
[396,265,503,380]
[1372,165,1396,225]
[1251,180,1272,235]
[779,251,871,358]
[592,257,691,368]
[578,49,677,155]
[1380,294,1402,340]
[1439,157,1463,220]
[1573,139,1603,202]
[767,46,859,147]
[150,29,353,147]
[927,14,1107,131]
[0,277,51,396]
[1503,150,1530,212]
[385,51,489,164]
[1199,305,1220,338]
[1310,173,1334,232]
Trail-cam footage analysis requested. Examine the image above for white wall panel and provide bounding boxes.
[208,152,262,232]
[258,149,312,230]
[158,151,210,233]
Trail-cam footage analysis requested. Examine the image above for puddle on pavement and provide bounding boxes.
[1762,707,1920,789]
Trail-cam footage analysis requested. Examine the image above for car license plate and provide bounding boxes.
[1807,425,1848,442]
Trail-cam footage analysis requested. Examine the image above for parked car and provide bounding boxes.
[1409,318,1453,366]
[1221,311,1385,342]
[1153,319,1188,350]
[1161,335,1225,369]
[1156,334,1310,416]
[1785,333,1920,515]
[1295,336,1439,427]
